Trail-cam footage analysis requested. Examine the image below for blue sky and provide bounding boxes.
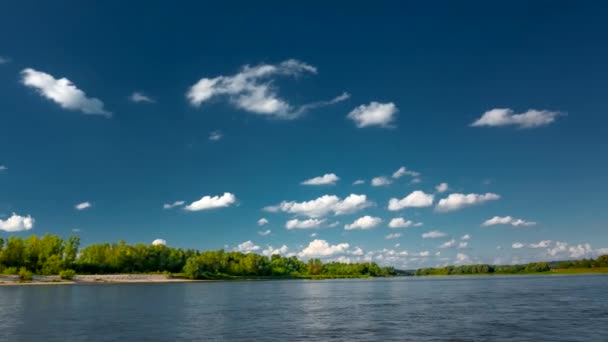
[1,1,607,268]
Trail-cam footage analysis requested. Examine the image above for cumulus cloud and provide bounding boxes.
[435,183,449,193]
[529,240,552,248]
[439,239,457,249]
[512,242,525,249]
[184,192,236,211]
[129,92,155,103]
[264,194,372,218]
[0,213,35,232]
[344,216,382,230]
[236,240,260,253]
[258,229,271,236]
[347,102,398,128]
[186,59,347,119]
[163,201,185,209]
[301,173,340,186]
[458,242,469,249]
[151,239,167,246]
[435,193,500,212]
[471,108,562,128]
[461,234,471,240]
[285,218,324,230]
[298,239,350,258]
[388,217,421,228]
[75,202,92,210]
[262,245,288,257]
[257,218,269,226]
[481,216,536,227]
[388,190,434,211]
[21,68,110,117]
[385,233,401,240]
[392,166,420,179]
[209,131,223,141]
[422,230,447,239]
[419,251,431,257]
[455,253,471,264]
[353,179,365,185]
[371,176,392,186]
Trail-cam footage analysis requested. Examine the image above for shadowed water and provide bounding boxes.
[1,275,607,341]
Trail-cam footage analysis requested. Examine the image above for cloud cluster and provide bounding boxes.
[435,183,449,193]
[471,108,561,128]
[152,239,167,246]
[236,240,260,253]
[21,68,110,117]
[264,194,371,218]
[0,213,35,232]
[75,202,92,210]
[392,166,419,179]
[347,102,398,128]
[298,239,350,258]
[344,216,382,230]
[388,191,434,211]
[482,216,536,227]
[388,217,422,228]
[209,131,223,141]
[422,230,447,239]
[257,218,269,226]
[184,192,236,211]
[262,245,289,257]
[130,92,155,103]
[301,173,339,186]
[187,59,347,119]
[435,193,500,212]
[371,176,392,186]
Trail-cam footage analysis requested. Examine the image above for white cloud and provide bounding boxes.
[344,216,382,230]
[512,242,525,249]
[388,217,420,228]
[0,213,35,232]
[236,240,260,253]
[310,232,318,237]
[129,92,155,103]
[298,239,350,258]
[353,179,365,185]
[0,165,7,171]
[419,251,430,257]
[347,102,398,128]
[185,192,236,211]
[351,247,364,256]
[371,176,392,186]
[460,234,471,240]
[285,218,324,230]
[388,190,434,211]
[258,229,272,236]
[151,239,167,246]
[529,240,552,248]
[0,56,10,64]
[439,239,457,249]
[163,201,185,209]
[301,173,339,186]
[262,245,288,257]
[385,233,402,240]
[422,230,447,239]
[21,68,110,117]
[435,183,449,193]
[392,166,420,179]
[481,216,536,227]
[435,193,500,212]
[186,59,347,119]
[327,221,340,228]
[471,108,562,128]
[75,202,92,210]
[458,242,469,249]
[265,194,371,218]
[257,217,269,226]
[209,131,223,141]
[455,253,471,264]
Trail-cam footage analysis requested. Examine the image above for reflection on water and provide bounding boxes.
[1,275,607,341]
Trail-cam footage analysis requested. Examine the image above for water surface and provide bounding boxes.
[1,275,607,341]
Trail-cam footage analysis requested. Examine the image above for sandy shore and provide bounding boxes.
[0,274,205,286]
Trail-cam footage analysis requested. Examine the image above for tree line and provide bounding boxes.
[0,234,395,279]
[415,256,608,276]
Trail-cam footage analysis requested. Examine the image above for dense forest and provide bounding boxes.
[0,234,395,279]
[415,256,608,276]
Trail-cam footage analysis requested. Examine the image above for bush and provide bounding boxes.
[18,267,33,281]
[2,267,19,275]
[59,269,76,280]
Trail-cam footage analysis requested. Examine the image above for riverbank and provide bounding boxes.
[0,274,205,286]
[418,267,608,277]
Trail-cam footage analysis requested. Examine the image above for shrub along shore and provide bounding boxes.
[0,234,606,285]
